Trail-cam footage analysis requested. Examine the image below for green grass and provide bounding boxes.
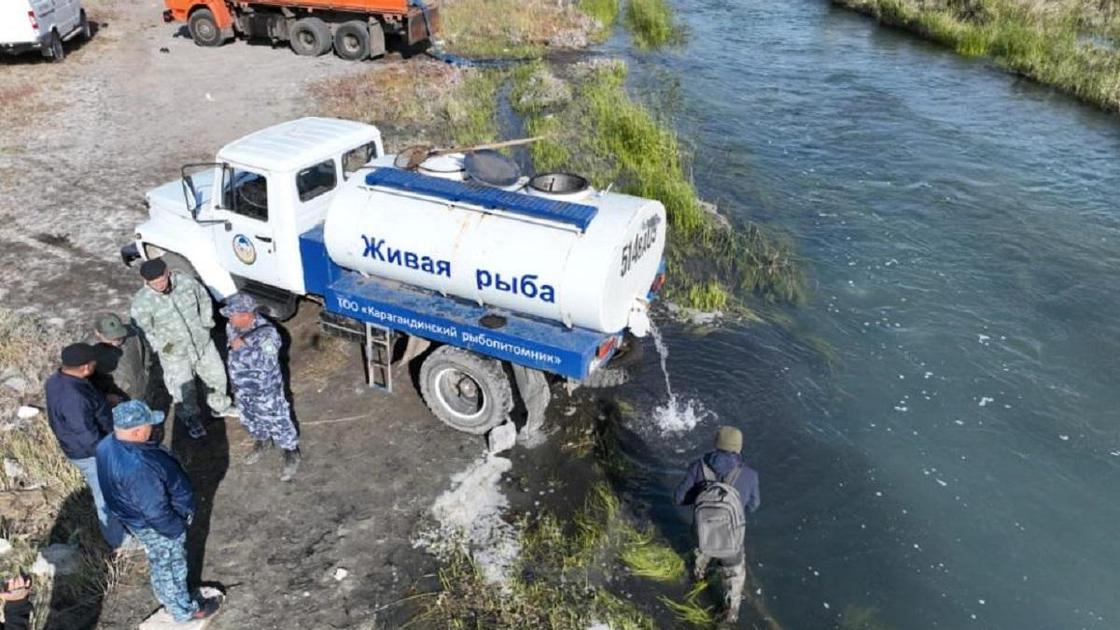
[838,0,1120,112]
[446,69,505,146]
[421,483,666,628]
[659,580,718,627]
[620,529,686,581]
[581,0,622,41]
[517,61,806,314]
[626,0,678,48]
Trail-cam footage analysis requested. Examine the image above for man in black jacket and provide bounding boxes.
[43,343,126,549]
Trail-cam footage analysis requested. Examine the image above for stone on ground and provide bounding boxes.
[138,587,224,630]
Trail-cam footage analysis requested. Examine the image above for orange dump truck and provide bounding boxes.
[163,0,440,60]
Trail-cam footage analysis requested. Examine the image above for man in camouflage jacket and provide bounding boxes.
[130,259,235,439]
[222,293,301,481]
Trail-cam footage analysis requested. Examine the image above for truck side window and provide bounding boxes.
[342,142,378,179]
[222,169,269,221]
[296,159,337,202]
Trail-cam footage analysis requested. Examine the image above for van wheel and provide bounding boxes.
[419,346,513,434]
[45,31,64,62]
[79,11,92,40]
[290,18,331,56]
[333,21,369,61]
[188,9,223,47]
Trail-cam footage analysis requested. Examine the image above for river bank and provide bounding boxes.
[835,0,1120,112]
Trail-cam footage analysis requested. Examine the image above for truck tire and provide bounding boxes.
[290,18,331,57]
[333,21,370,61]
[188,9,224,47]
[44,31,64,62]
[419,346,513,435]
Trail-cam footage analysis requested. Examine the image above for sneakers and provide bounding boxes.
[189,596,222,621]
[280,448,301,482]
[244,440,271,465]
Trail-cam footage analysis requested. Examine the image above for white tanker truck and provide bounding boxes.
[122,117,667,436]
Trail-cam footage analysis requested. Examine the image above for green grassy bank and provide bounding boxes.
[835,0,1120,112]
[513,60,806,315]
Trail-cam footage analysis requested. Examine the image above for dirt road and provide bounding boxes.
[1,3,495,627]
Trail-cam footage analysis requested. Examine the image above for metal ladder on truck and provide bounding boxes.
[364,323,393,393]
[318,312,393,394]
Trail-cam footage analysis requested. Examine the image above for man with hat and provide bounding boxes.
[130,258,236,440]
[674,425,761,624]
[96,400,222,623]
[222,293,301,481]
[43,343,127,548]
[87,312,152,404]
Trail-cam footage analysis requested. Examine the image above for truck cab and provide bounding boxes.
[128,117,383,316]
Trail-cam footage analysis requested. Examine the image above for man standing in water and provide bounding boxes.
[674,425,760,624]
[221,293,301,481]
[130,259,237,439]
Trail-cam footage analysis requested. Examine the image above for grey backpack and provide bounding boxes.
[693,462,746,560]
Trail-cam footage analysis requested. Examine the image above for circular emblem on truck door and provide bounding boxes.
[232,234,257,265]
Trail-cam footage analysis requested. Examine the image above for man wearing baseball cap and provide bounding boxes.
[96,400,222,623]
[44,343,127,548]
[87,312,152,405]
[130,258,237,440]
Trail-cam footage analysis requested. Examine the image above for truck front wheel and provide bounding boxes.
[333,21,369,61]
[290,18,331,56]
[419,346,513,435]
[188,9,224,47]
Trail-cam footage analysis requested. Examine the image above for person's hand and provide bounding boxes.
[1,575,31,602]
[230,337,245,350]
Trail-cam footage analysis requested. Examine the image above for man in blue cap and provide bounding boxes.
[96,400,222,623]
[221,293,301,481]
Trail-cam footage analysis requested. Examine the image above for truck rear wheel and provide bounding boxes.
[79,10,91,41]
[333,21,369,61]
[290,18,331,57]
[419,346,513,435]
[188,9,224,47]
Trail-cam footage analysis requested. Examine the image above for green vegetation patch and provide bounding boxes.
[837,0,1120,112]
[421,482,680,628]
[440,0,596,57]
[581,0,622,41]
[312,61,504,150]
[515,61,806,314]
[626,0,679,48]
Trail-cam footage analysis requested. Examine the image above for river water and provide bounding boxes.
[605,1,1120,628]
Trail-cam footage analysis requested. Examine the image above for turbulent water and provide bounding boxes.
[608,2,1120,628]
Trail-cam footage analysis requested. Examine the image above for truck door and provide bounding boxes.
[211,166,285,288]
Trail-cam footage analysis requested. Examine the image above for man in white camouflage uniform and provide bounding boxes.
[130,259,236,439]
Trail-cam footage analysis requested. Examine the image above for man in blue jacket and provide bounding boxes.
[674,426,760,624]
[44,343,127,549]
[96,400,221,623]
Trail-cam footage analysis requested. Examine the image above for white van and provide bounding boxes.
[0,0,90,62]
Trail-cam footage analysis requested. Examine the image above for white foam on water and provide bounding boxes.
[647,322,715,435]
[415,455,520,588]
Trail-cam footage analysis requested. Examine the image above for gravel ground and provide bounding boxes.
[1,3,499,628]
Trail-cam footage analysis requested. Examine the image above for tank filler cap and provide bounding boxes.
[526,172,593,202]
[464,149,522,189]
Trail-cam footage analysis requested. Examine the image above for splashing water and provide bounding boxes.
[648,322,713,435]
